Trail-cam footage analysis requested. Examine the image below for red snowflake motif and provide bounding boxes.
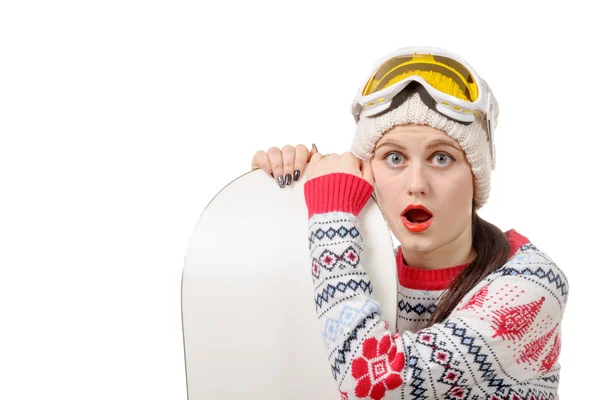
[340,391,349,400]
[462,285,489,310]
[417,332,435,345]
[449,386,467,399]
[440,368,462,385]
[319,250,339,271]
[346,251,357,262]
[491,297,545,340]
[339,246,360,267]
[540,332,561,373]
[446,371,458,381]
[351,335,405,399]
[432,348,452,365]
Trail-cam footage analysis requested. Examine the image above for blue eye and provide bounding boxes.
[385,153,404,166]
[432,153,453,166]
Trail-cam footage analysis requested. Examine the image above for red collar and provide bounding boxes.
[397,229,530,291]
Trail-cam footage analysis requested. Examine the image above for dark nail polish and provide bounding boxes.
[293,170,300,181]
[271,172,274,178]
[312,143,318,153]
[285,173,292,185]
[277,175,284,188]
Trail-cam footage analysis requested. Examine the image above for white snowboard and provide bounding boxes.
[181,169,397,399]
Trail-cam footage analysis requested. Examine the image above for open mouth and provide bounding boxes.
[401,205,434,232]
[403,209,433,224]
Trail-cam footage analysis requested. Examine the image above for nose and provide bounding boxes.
[406,163,429,196]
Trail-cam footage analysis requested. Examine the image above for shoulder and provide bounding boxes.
[488,230,569,307]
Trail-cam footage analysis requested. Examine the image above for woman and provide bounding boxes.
[251,47,568,399]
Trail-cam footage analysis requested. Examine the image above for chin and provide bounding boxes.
[393,226,436,252]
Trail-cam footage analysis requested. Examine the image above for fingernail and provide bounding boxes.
[285,173,292,185]
[271,172,274,178]
[312,143,318,152]
[293,170,300,181]
[277,175,284,188]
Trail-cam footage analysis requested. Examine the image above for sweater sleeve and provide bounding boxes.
[305,173,569,399]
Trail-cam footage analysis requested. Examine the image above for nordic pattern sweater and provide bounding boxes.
[304,173,568,400]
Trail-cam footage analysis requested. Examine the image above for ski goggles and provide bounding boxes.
[351,46,497,168]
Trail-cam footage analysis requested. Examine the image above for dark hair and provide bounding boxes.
[373,83,510,329]
[421,208,510,329]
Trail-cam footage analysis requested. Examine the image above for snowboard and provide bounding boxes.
[181,169,397,399]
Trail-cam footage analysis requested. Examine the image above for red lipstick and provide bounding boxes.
[400,204,434,233]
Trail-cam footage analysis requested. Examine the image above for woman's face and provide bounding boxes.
[371,124,474,255]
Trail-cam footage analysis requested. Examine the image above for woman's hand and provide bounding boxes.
[251,144,318,188]
[306,152,374,186]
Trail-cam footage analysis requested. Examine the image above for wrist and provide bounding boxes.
[304,173,374,218]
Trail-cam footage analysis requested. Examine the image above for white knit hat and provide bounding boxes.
[351,89,496,210]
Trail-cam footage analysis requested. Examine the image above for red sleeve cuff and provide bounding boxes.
[303,173,374,218]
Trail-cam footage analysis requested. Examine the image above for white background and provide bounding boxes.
[0,1,597,398]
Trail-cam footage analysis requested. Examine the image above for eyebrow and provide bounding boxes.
[425,139,462,153]
[375,139,462,153]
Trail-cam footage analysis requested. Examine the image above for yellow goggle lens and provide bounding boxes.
[362,54,479,102]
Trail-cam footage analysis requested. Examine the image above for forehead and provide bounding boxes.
[385,123,447,138]
[377,124,460,147]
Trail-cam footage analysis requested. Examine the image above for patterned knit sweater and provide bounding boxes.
[304,173,568,400]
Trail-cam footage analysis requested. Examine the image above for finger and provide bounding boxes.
[251,150,274,178]
[281,145,296,186]
[305,152,324,181]
[343,151,361,166]
[310,143,318,157]
[361,159,374,185]
[309,152,324,162]
[339,152,360,178]
[294,144,310,181]
[266,147,285,188]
